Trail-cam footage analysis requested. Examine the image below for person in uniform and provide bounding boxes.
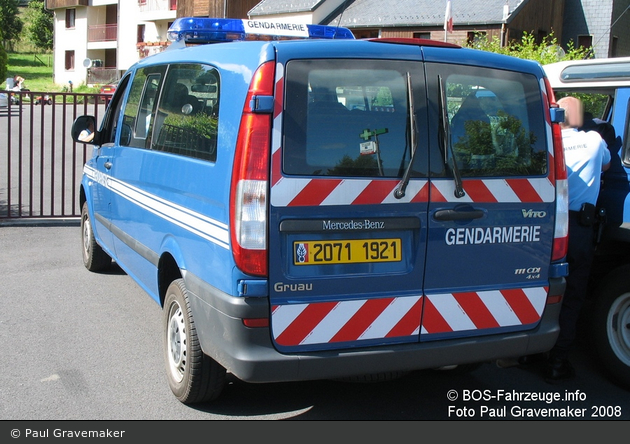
[545,96,611,382]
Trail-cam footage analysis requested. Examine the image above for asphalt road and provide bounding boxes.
[0,225,628,423]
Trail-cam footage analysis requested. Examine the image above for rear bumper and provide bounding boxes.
[187,275,564,383]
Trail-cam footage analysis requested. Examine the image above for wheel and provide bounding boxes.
[163,279,226,404]
[46,99,52,105]
[591,266,630,389]
[80,201,111,271]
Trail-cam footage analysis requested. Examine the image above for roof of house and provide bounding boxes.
[248,0,327,16]
[249,0,529,27]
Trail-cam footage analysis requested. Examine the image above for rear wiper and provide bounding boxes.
[394,72,418,199]
[438,75,465,199]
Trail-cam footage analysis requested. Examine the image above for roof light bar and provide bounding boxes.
[167,17,354,44]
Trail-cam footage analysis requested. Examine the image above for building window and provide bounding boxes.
[577,35,593,51]
[413,32,431,40]
[65,51,75,71]
[137,24,145,43]
[65,9,75,29]
[353,29,379,39]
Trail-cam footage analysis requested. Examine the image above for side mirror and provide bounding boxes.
[72,115,99,144]
[550,107,565,124]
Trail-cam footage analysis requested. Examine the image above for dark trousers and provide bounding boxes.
[553,212,595,358]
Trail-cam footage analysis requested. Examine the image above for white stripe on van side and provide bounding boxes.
[84,165,230,249]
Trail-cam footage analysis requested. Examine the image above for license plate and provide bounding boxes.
[293,239,402,265]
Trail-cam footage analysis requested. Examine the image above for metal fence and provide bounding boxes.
[0,90,111,222]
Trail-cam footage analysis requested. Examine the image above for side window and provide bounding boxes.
[99,74,131,145]
[121,67,165,148]
[439,68,547,177]
[152,63,219,162]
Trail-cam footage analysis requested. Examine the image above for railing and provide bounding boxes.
[88,24,118,42]
[0,90,111,222]
[88,68,120,85]
[137,41,170,59]
[138,0,177,12]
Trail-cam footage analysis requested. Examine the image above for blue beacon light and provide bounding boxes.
[167,17,355,44]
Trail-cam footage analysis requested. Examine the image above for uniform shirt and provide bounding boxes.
[562,128,610,211]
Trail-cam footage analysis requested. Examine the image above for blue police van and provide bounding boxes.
[73,17,569,404]
[545,57,630,391]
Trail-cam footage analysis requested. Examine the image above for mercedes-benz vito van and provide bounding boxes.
[73,17,568,404]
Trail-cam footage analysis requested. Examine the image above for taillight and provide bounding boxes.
[230,61,275,277]
[544,76,568,261]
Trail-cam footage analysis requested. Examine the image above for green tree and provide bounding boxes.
[0,44,7,83]
[23,0,53,51]
[0,0,23,47]
[467,32,608,117]
[466,31,590,64]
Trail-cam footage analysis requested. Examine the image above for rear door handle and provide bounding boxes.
[433,208,484,221]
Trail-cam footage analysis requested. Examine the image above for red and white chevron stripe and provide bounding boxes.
[271,287,548,347]
[270,176,554,207]
[422,287,548,335]
[272,295,423,347]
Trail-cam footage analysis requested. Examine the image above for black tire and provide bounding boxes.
[591,266,630,390]
[80,201,111,272]
[163,279,226,404]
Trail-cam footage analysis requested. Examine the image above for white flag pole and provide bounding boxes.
[444,1,453,43]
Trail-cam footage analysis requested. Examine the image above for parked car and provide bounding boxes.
[99,80,118,103]
[100,81,118,96]
[0,92,8,108]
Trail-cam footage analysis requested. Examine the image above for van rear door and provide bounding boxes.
[422,62,555,340]
[269,58,429,352]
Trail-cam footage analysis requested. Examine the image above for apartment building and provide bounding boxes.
[46,0,177,87]
[45,0,261,87]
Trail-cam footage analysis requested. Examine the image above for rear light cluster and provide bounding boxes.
[230,61,275,277]
[544,77,569,263]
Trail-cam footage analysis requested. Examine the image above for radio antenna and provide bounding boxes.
[335,0,350,36]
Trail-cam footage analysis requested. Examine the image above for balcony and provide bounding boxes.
[45,0,88,9]
[87,68,119,84]
[137,41,171,59]
[138,0,178,13]
[88,24,117,42]
[138,0,177,22]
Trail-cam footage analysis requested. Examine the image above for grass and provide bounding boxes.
[6,52,99,93]
[6,52,56,92]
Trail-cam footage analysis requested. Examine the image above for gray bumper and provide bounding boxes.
[187,275,564,383]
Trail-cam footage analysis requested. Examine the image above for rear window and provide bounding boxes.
[440,67,548,177]
[283,60,422,178]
